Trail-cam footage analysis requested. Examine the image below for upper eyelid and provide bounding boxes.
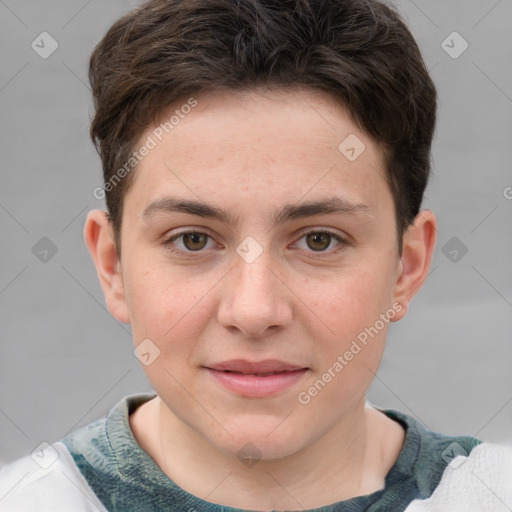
[166,226,345,239]
[165,227,348,249]
[166,227,218,242]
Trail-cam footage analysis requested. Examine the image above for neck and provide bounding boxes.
[128,396,403,510]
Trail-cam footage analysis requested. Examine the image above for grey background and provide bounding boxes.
[0,0,511,465]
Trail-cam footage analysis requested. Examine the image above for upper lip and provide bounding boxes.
[206,359,307,374]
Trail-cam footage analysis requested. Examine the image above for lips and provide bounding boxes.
[204,359,309,397]
[207,359,307,375]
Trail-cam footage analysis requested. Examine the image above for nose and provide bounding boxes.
[217,249,293,338]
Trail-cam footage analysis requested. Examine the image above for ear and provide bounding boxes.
[84,209,130,324]
[391,209,437,321]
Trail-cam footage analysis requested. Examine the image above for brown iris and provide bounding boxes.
[182,232,209,251]
[306,232,332,251]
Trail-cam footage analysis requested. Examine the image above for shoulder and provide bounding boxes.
[376,408,511,511]
[404,442,512,511]
[0,441,108,512]
[380,409,482,494]
[0,392,155,512]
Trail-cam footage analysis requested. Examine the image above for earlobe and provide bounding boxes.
[84,210,131,324]
[391,210,437,322]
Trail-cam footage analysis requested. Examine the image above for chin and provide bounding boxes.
[204,417,309,462]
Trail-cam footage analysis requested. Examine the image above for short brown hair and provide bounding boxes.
[89,0,437,257]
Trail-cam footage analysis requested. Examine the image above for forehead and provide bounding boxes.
[126,87,391,218]
[148,87,372,158]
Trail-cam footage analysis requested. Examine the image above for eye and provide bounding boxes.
[162,228,350,257]
[294,230,349,256]
[163,229,216,253]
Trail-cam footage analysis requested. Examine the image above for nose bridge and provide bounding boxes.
[236,246,276,301]
[218,240,292,337]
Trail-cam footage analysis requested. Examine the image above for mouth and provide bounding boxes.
[219,369,298,377]
[206,359,308,374]
[203,359,309,397]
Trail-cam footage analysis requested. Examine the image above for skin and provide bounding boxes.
[84,87,436,510]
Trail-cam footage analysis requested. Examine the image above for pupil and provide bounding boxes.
[307,232,330,251]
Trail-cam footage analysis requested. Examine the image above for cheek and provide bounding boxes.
[302,265,393,333]
[123,260,210,344]
[296,265,393,389]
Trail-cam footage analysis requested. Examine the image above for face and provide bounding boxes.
[106,88,407,459]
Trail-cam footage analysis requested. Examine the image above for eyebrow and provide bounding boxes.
[142,196,373,227]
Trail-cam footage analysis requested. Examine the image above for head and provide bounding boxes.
[85,0,437,460]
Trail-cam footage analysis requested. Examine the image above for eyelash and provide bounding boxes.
[161,228,350,258]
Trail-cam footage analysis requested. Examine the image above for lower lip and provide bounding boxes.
[205,368,308,397]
